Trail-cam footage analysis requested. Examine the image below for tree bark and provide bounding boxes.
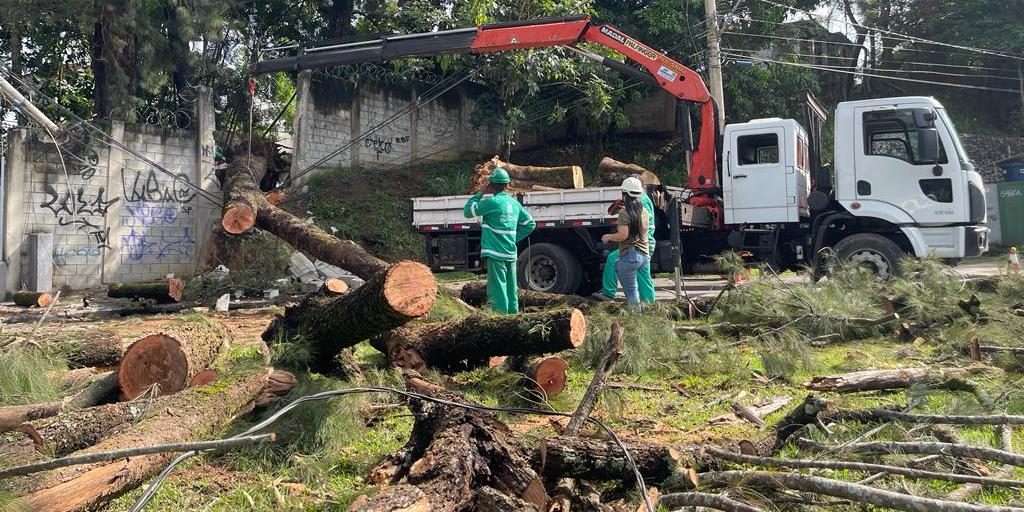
[107,278,184,303]
[266,262,436,373]
[51,330,124,369]
[803,367,980,393]
[12,291,53,307]
[521,356,569,398]
[796,438,1024,467]
[596,157,661,186]
[566,322,623,434]
[220,155,265,234]
[534,435,700,483]
[13,367,273,512]
[460,281,593,311]
[659,492,763,512]
[694,470,1024,512]
[370,309,586,371]
[823,407,1024,426]
[117,319,231,400]
[467,156,584,194]
[0,372,118,433]
[355,375,548,511]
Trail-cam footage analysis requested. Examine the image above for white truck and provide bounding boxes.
[412,95,989,294]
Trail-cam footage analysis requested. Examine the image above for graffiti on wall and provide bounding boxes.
[40,183,118,251]
[121,168,197,204]
[118,166,197,263]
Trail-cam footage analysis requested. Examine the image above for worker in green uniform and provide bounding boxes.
[464,168,536,314]
[593,177,656,303]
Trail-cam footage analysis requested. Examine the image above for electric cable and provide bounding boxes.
[721,30,991,57]
[129,385,655,512]
[721,51,1021,93]
[719,45,1020,75]
[754,0,1024,60]
[0,66,225,207]
[722,47,1021,80]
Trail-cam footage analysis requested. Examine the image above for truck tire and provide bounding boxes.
[832,233,905,280]
[517,243,582,294]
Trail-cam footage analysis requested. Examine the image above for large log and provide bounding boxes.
[107,278,183,303]
[265,262,436,373]
[596,157,661,186]
[12,291,53,307]
[534,435,700,483]
[467,156,584,194]
[370,309,586,371]
[51,330,124,368]
[117,319,231,400]
[0,372,118,432]
[354,375,547,511]
[804,367,981,393]
[459,281,593,311]
[13,367,274,512]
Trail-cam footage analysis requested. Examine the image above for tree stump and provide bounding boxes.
[117,319,231,400]
[12,291,53,308]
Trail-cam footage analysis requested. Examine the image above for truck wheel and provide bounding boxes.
[517,243,582,294]
[832,233,904,280]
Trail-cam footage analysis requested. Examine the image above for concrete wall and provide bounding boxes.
[2,89,218,293]
[291,73,499,185]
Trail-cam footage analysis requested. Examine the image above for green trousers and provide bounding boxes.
[601,247,655,303]
[485,257,519,314]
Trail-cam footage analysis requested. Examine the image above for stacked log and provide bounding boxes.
[51,330,124,369]
[107,278,184,303]
[117,320,231,400]
[597,157,661,186]
[467,156,584,194]
[370,308,586,371]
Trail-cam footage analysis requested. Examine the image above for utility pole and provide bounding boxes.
[704,0,727,131]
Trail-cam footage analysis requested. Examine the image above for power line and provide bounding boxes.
[721,51,1021,93]
[721,30,994,57]
[720,44,1019,74]
[129,385,655,512]
[723,47,1021,81]
[754,0,1024,60]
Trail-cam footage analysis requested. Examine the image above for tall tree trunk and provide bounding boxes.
[164,0,191,102]
[326,0,355,38]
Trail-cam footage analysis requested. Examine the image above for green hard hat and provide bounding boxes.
[489,167,511,184]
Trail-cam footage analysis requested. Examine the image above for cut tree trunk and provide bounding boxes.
[324,277,350,294]
[804,367,982,393]
[220,153,267,234]
[522,356,569,398]
[370,309,586,371]
[467,156,584,194]
[596,157,661,186]
[117,319,231,400]
[0,372,118,433]
[534,435,702,483]
[459,281,593,311]
[0,401,153,467]
[107,278,184,303]
[355,374,548,511]
[12,291,53,307]
[265,262,436,373]
[51,330,124,368]
[14,367,274,512]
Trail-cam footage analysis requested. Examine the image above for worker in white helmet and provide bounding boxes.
[600,177,650,312]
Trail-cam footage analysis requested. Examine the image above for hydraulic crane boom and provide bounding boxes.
[255,14,720,194]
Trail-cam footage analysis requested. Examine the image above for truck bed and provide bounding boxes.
[412,186,684,229]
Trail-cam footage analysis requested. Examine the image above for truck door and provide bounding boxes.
[853,107,967,224]
[724,127,788,224]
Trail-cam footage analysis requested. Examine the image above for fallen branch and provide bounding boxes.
[704,446,1024,489]
[567,322,623,434]
[796,438,1024,467]
[534,435,698,482]
[948,425,1015,502]
[659,492,764,512]
[824,408,1024,426]
[0,433,276,479]
[695,470,1024,512]
[0,372,118,432]
[804,367,985,393]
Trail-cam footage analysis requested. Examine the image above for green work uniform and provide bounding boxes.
[464,191,536,314]
[601,194,656,302]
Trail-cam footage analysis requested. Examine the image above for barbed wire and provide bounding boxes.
[314,62,442,86]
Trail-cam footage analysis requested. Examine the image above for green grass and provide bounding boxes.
[0,347,68,406]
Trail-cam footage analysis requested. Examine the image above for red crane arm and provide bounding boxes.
[254,15,719,190]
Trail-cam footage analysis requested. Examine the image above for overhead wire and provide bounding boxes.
[722,47,1022,81]
[753,0,1024,60]
[129,385,655,512]
[719,45,1020,75]
[721,30,998,57]
[721,50,1021,93]
[0,66,225,207]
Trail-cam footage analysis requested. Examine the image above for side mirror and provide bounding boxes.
[917,128,940,164]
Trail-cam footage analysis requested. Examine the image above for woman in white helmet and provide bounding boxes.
[600,177,650,312]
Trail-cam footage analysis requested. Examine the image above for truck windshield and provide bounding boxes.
[937,108,971,168]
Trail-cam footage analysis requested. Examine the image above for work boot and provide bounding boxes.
[590,292,613,302]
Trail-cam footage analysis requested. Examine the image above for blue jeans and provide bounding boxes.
[615,249,649,311]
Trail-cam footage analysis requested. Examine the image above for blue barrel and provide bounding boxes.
[1003,162,1024,182]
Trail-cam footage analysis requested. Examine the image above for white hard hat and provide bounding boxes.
[621,177,644,197]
